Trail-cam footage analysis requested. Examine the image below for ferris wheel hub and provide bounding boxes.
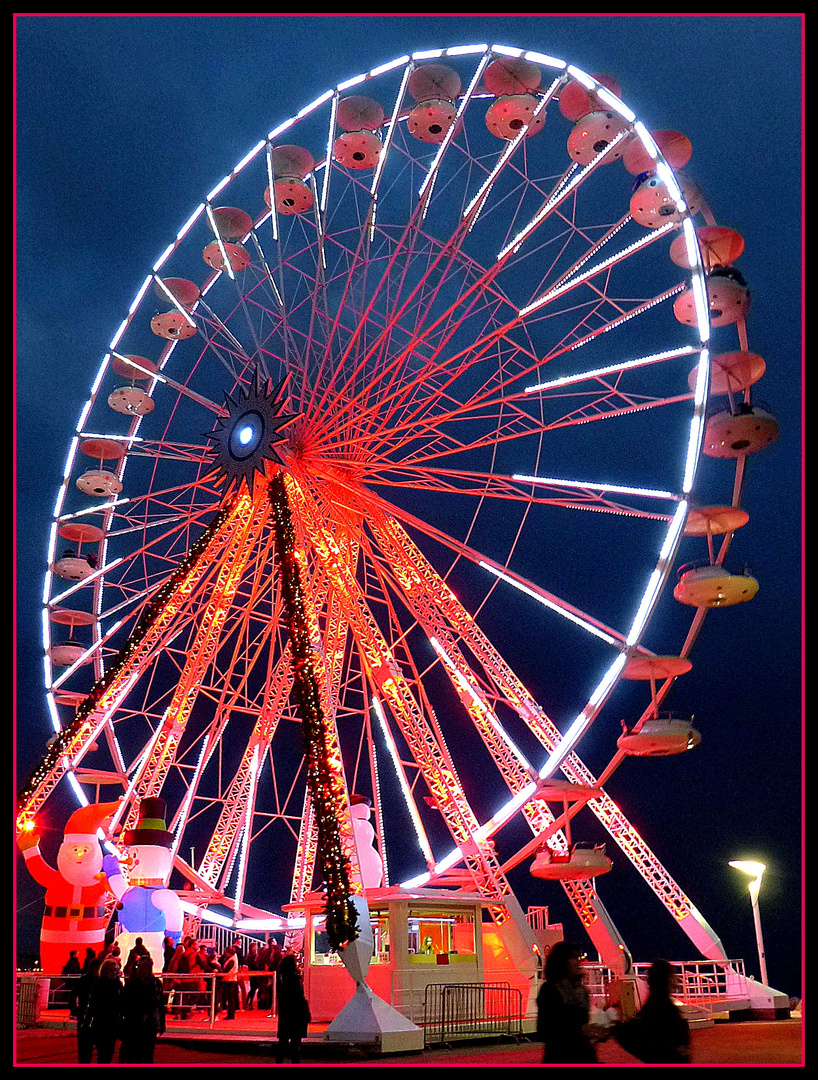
[206,370,297,490]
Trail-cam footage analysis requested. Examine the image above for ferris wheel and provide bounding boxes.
[20,44,775,964]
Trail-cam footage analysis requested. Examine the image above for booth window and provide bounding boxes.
[407,907,476,963]
[311,909,390,966]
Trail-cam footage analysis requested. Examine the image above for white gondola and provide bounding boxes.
[567,110,630,165]
[48,608,94,667]
[333,96,384,170]
[529,780,611,880]
[265,145,315,215]
[53,550,94,580]
[531,843,612,880]
[484,54,545,141]
[151,276,200,340]
[673,563,759,607]
[54,522,103,577]
[49,638,88,667]
[618,716,701,757]
[108,385,155,416]
[407,63,461,145]
[703,403,779,458]
[619,655,700,755]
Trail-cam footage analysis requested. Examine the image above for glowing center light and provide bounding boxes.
[226,409,266,463]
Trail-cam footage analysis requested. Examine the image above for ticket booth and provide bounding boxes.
[288,887,539,1025]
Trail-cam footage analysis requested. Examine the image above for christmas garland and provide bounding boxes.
[267,471,359,951]
[17,498,236,816]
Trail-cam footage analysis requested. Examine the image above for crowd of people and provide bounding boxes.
[61,934,308,1064]
[162,935,289,1020]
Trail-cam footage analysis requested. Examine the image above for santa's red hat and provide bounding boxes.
[62,801,120,843]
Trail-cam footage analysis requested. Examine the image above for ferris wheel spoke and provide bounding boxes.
[356,382,692,473]
[427,287,688,426]
[318,275,689,463]
[319,49,497,346]
[305,115,548,426]
[303,216,467,423]
[57,482,221,534]
[308,248,506,443]
[109,350,227,417]
[206,287,272,382]
[51,503,232,632]
[247,224,287,311]
[291,128,613,440]
[364,464,678,520]
[121,440,216,467]
[520,222,678,318]
[300,67,417,389]
[341,139,631,410]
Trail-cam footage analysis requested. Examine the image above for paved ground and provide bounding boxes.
[15,1017,803,1066]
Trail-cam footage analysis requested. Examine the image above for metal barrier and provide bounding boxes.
[16,976,51,1027]
[422,982,524,1047]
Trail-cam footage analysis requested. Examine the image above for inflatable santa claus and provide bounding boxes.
[17,801,119,974]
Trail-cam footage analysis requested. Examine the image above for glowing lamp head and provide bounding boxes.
[730,859,766,878]
[729,859,766,899]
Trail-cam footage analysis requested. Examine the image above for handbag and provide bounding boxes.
[613,1017,649,1060]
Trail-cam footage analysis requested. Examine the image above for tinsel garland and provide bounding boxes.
[17,498,237,816]
[267,471,359,952]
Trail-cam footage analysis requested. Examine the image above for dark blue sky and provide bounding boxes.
[15,15,803,996]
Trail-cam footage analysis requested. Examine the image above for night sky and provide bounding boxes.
[15,15,803,999]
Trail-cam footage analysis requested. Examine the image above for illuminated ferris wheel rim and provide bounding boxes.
[35,42,722,910]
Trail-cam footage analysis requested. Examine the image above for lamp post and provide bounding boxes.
[729,860,768,987]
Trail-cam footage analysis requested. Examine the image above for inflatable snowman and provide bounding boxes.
[350,795,384,891]
[103,798,183,973]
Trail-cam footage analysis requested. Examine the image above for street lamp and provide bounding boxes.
[729,859,768,987]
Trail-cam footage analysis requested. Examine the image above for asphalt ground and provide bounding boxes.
[14,1018,804,1067]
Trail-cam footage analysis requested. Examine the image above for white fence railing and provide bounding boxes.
[584,958,750,1011]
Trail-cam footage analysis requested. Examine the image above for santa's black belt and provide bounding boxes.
[44,905,106,919]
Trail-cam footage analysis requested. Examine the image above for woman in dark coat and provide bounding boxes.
[72,957,102,1063]
[275,953,311,1064]
[119,954,167,1064]
[85,957,124,1063]
[536,942,605,1063]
